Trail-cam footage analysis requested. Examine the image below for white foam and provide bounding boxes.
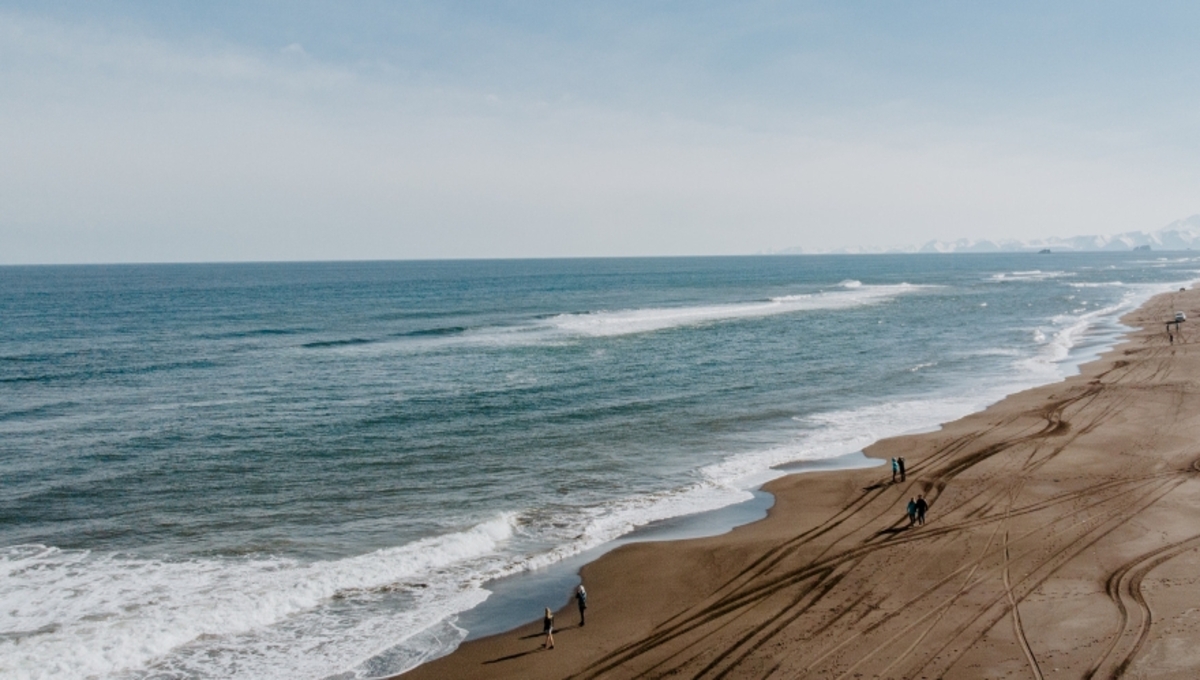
[1019,279,1195,379]
[988,270,1074,282]
[0,515,517,680]
[519,485,756,571]
[546,283,925,338]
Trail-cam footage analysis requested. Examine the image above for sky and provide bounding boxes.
[2,1,1199,264]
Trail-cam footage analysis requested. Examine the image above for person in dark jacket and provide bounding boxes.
[575,584,588,626]
[542,607,555,649]
[915,494,928,525]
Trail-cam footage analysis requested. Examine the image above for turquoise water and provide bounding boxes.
[1,253,1196,679]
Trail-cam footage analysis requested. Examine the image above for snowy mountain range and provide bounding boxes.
[776,215,1200,255]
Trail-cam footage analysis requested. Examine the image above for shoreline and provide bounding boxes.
[453,451,882,643]
[399,285,1200,679]
[394,286,1152,672]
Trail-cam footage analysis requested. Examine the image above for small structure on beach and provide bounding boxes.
[1167,312,1186,343]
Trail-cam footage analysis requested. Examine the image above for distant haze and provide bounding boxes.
[2,2,1199,264]
[778,215,1200,255]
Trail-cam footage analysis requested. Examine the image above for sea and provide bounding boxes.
[2,252,1197,680]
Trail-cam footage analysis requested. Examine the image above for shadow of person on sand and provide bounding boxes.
[487,624,583,665]
[483,649,542,664]
[518,624,580,640]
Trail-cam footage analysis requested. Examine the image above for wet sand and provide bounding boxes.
[400,287,1200,679]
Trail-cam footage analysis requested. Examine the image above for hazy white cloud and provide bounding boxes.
[1,5,1198,263]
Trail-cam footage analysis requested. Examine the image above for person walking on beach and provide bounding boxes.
[898,457,907,481]
[891,458,898,482]
[906,497,917,526]
[543,607,555,649]
[575,584,588,626]
[915,494,928,526]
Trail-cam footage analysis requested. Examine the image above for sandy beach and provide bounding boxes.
[400,287,1200,679]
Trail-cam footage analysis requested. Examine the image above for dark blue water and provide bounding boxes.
[1,253,1196,679]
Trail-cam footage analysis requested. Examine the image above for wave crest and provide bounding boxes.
[0,514,517,680]
[548,284,923,338]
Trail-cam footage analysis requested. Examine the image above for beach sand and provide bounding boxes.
[399,288,1200,679]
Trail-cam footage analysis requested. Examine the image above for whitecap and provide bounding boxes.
[546,283,927,338]
[0,515,518,680]
[988,270,1074,282]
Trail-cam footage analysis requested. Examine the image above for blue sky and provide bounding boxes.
[2,2,1198,263]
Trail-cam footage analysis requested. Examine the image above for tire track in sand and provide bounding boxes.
[914,477,1186,679]
[1004,528,1043,680]
[571,470,1174,679]
[566,363,1188,679]
[827,477,1176,680]
[1084,533,1200,680]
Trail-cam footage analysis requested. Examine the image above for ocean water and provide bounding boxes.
[1,253,1197,679]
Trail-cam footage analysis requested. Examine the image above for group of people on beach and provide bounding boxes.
[890,457,906,482]
[543,584,587,650]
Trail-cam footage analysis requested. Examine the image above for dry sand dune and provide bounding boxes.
[400,288,1200,679]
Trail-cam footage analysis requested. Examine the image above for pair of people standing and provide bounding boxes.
[890,457,907,482]
[906,495,927,526]
[543,585,588,650]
